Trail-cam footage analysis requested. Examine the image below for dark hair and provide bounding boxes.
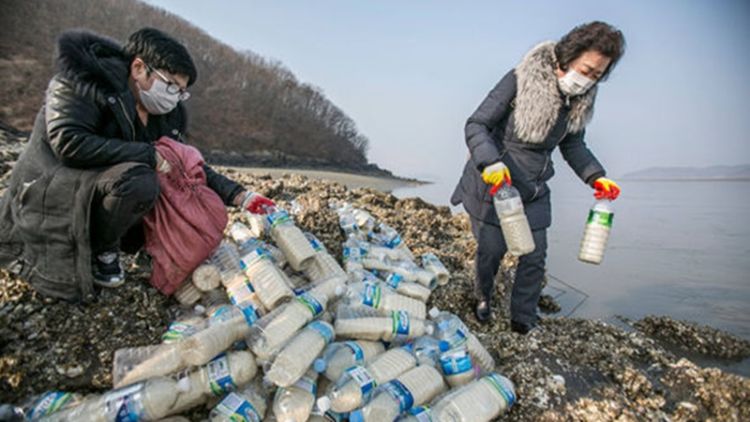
[555,21,625,81]
[123,27,197,86]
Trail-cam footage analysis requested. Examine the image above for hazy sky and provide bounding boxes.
[143,0,750,182]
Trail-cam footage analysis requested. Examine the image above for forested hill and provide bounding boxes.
[0,0,390,174]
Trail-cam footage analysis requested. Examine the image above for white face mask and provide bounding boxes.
[558,70,596,97]
[137,77,180,115]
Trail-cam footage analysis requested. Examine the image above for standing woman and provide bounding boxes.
[451,22,625,333]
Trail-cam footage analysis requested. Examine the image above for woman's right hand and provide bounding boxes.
[481,161,511,186]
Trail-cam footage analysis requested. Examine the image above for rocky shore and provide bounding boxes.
[1,127,749,421]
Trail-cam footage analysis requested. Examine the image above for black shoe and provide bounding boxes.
[475,300,492,322]
[93,250,125,287]
[511,320,534,335]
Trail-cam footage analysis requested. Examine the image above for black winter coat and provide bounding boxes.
[0,31,243,301]
[451,42,606,230]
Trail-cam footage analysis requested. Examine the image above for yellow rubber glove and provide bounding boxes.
[593,177,621,200]
[481,162,511,186]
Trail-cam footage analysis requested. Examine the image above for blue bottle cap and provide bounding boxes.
[313,358,327,373]
[438,340,450,352]
[349,410,364,422]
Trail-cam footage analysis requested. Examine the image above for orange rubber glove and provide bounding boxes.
[593,177,621,200]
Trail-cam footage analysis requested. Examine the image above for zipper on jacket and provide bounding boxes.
[530,130,566,201]
[116,97,136,143]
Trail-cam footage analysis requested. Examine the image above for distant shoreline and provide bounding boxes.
[222,165,429,192]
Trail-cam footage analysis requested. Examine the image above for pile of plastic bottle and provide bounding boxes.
[7,203,516,422]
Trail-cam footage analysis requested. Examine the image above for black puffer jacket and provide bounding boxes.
[451,42,606,230]
[0,31,243,301]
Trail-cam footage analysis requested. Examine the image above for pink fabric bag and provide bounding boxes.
[143,136,227,295]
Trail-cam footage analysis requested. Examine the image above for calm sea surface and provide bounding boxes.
[393,174,750,343]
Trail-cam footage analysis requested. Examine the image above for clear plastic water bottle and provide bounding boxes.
[429,373,515,422]
[318,346,417,413]
[272,368,319,422]
[344,281,427,319]
[381,272,432,302]
[490,183,535,256]
[267,208,316,271]
[314,340,386,382]
[41,377,183,422]
[411,336,449,367]
[420,253,450,286]
[348,365,446,422]
[265,321,335,387]
[438,345,477,387]
[428,308,495,373]
[0,391,83,420]
[209,381,268,421]
[578,199,614,265]
[334,306,433,343]
[170,351,258,414]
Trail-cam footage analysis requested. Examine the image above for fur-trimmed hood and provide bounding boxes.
[513,41,597,144]
[55,30,130,94]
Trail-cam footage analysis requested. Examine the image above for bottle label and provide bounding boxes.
[28,391,76,418]
[162,321,199,343]
[385,273,404,289]
[391,311,410,339]
[213,393,261,422]
[439,349,474,375]
[587,209,614,228]
[307,235,324,251]
[408,405,432,422]
[485,373,516,408]
[240,247,270,267]
[105,384,144,422]
[209,305,235,325]
[228,278,257,305]
[342,246,363,263]
[294,373,318,396]
[266,210,291,228]
[208,353,236,396]
[362,283,382,309]
[346,366,376,399]
[309,321,334,343]
[382,379,415,413]
[437,320,468,349]
[239,302,261,326]
[344,341,365,365]
[297,293,324,317]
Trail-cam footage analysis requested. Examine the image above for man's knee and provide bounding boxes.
[110,163,160,211]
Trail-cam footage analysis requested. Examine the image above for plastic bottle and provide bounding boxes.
[342,238,367,273]
[116,301,260,386]
[345,282,427,319]
[429,373,516,422]
[305,275,348,304]
[349,365,446,422]
[231,221,288,267]
[266,321,335,387]
[0,391,83,420]
[247,290,328,361]
[578,199,614,265]
[241,253,294,310]
[389,261,437,289]
[399,405,433,422]
[211,242,267,313]
[420,253,450,286]
[209,381,268,422]
[314,340,386,382]
[429,308,495,373]
[192,263,222,292]
[169,351,258,414]
[438,346,477,387]
[334,307,432,342]
[267,208,316,271]
[411,336,449,367]
[161,313,204,344]
[491,183,535,257]
[368,222,413,261]
[41,377,182,422]
[272,368,319,422]
[381,272,432,303]
[319,346,417,413]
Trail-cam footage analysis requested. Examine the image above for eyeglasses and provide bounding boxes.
[146,64,191,101]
